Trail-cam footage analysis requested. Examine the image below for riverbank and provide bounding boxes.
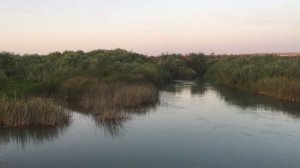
[0,49,299,127]
[2,81,300,168]
[0,49,205,127]
[207,55,300,102]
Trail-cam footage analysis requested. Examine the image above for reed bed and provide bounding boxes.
[207,56,300,102]
[254,77,300,102]
[61,77,159,119]
[79,82,159,111]
[0,97,69,127]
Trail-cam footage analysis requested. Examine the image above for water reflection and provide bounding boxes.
[1,81,300,168]
[93,115,128,137]
[164,80,300,119]
[213,84,300,118]
[1,81,299,146]
[162,80,207,96]
[92,105,158,137]
[0,123,69,149]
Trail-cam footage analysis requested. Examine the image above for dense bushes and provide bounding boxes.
[207,55,300,102]
[1,49,299,127]
[1,49,207,127]
[0,49,206,97]
[1,51,298,102]
[151,54,204,80]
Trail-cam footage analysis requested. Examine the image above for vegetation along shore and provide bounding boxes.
[0,49,299,127]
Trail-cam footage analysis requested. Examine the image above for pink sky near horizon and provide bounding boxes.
[0,0,299,55]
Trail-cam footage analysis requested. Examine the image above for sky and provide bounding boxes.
[0,0,299,55]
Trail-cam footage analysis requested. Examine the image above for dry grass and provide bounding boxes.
[254,77,300,102]
[79,82,159,113]
[0,97,69,127]
[207,56,300,102]
[60,77,159,119]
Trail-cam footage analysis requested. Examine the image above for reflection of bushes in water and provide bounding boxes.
[164,81,299,118]
[162,80,208,96]
[93,113,128,137]
[213,84,300,118]
[92,105,157,137]
[0,123,69,149]
[126,104,158,117]
[191,81,208,95]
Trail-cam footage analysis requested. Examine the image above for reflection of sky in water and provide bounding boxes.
[0,81,300,168]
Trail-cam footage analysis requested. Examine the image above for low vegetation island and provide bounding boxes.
[0,49,299,127]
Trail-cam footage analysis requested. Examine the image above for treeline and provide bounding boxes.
[0,49,206,97]
[0,49,206,127]
[0,49,299,102]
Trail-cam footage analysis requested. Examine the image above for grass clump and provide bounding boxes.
[0,97,69,127]
[60,77,159,118]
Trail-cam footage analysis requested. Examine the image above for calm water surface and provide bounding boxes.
[1,81,300,168]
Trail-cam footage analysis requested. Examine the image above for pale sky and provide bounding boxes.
[0,0,299,55]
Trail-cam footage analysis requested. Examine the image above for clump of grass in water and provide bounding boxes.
[61,77,159,120]
[79,82,159,112]
[0,97,69,127]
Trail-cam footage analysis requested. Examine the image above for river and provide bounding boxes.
[1,81,300,168]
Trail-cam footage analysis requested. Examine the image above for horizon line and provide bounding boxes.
[1,49,300,57]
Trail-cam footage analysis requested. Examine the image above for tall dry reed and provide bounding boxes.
[60,77,159,119]
[0,97,69,127]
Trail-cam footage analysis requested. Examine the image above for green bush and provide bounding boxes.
[207,55,300,101]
